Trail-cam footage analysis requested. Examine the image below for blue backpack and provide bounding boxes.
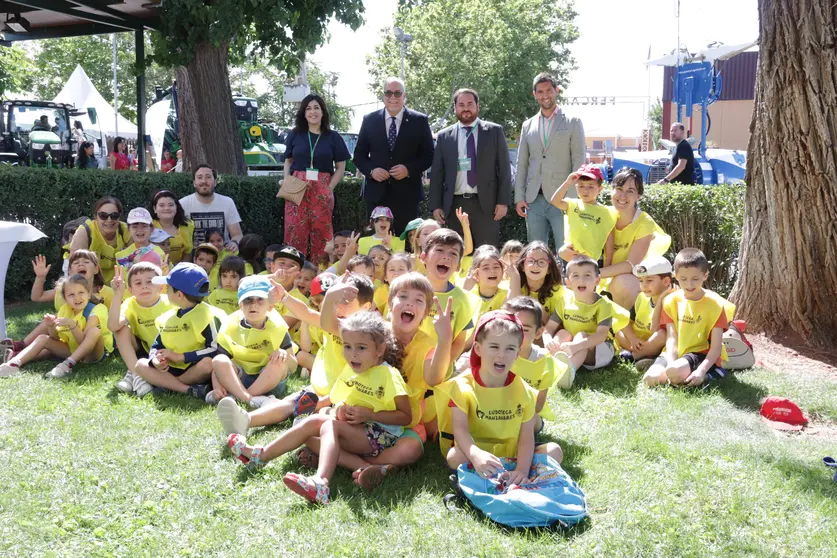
[444,454,588,528]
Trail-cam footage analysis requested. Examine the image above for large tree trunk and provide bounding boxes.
[175,42,245,175]
[730,0,837,345]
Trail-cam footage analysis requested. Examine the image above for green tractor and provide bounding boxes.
[0,100,79,167]
[234,96,286,176]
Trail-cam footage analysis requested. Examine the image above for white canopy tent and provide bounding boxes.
[52,65,138,140]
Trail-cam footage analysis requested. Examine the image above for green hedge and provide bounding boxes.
[0,167,743,302]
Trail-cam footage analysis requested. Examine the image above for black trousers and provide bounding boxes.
[445,194,500,248]
[364,183,420,236]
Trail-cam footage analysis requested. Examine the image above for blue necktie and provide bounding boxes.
[465,126,476,187]
[388,117,397,152]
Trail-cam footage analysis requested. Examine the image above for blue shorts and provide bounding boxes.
[236,365,287,398]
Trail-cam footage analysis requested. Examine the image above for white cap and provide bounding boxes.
[127,207,153,225]
[150,228,173,243]
[633,256,673,277]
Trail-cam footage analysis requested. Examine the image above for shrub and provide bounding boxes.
[0,167,743,301]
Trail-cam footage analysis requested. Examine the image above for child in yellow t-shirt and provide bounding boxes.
[227,311,411,505]
[434,311,563,481]
[615,256,674,370]
[115,208,167,274]
[462,245,508,319]
[294,261,318,297]
[193,243,219,277]
[643,248,730,388]
[550,256,630,372]
[0,274,111,379]
[209,276,298,407]
[373,252,412,315]
[207,256,246,315]
[368,245,392,284]
[109,262,173,395]
[550,164,618,265]
[507,241,565,335]
[358,206,407,254]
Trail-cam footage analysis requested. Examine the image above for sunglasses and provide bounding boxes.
[97,211,121,221]
[384,90,403,98]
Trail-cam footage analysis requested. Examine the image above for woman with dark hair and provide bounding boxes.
[72,120,85,144]
[279,94,351,260]
[599,167,671,309]
[150,190,194,265]
[69,196,131,284]
[76,141,98,169]
[109,136,130,170]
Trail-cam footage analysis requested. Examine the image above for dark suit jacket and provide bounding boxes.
[353,108,435,204]
[429,119,512,216]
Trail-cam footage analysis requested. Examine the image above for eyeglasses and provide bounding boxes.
[384,90,403,98]
[97,211,120,221]
[263,257,273,265]
[524,258,549,269]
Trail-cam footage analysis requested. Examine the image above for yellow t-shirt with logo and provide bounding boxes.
[434,371,537,458]
[78,219,131,284]
[207,288,239,315]
[631,293,656,342]
[329,363,409,414]
[54,285,114,312]
[662,290,730,362]
[153,220,194,266]
[513,348,573,420]
[400,330,436,428]
[121,294,173,352]
[471,286,508,319]
[358,235,406,255]
[556,289,630,336]
[217,309,294,375]
[521,284,566,323]
[564,199,619,261]
[611,210,671,265]
[56,302,113,353]
[310,331,346,397]
[154,302,226,369]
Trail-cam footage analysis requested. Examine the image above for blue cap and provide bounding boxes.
[237,276,272,303]
[151,262,209,297]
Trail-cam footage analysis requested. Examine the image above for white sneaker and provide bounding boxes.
[217,396,250,436]
[132,374,154,397]
[0,362,20,378]
[205,390,220,405]
[115,371,135,393]
[249,395,276,409]
[45,361,73,379]
[300,367,310,380]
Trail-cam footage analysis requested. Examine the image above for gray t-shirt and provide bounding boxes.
[179,193,242,246]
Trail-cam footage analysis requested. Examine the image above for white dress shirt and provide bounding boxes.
[384,107,405,137]
[454,118,479,195]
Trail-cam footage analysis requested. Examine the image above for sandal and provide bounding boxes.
[296,447,319,469]
[227,433,266,469]
[356,464,398,491]
[283,472,329,504]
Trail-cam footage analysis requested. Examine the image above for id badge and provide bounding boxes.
[306,168,319,180]
[458,158,472,172]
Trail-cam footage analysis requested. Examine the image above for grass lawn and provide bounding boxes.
[2,302,837,557]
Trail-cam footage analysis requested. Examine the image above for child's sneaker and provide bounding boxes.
[0,360,20,378]
[292,389,319,417]
[205,390,221,405]
[132,374,154,397]
[283,472,329,504]
[635,358,655,372]
[248,395,276,409]
[217,396,250,435]
[115,371,135,393]
[299,367,310,380]
[45,360,73,379]
[187,383,211,401]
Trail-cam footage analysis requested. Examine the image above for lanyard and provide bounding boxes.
[308,131,321,162]
[460,122,477,142]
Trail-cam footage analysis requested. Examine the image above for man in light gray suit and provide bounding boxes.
[430,88,511,247]
[515,73,586,248]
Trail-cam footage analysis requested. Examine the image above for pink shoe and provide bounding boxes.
[227,433,266,469]
[283,472,329,504]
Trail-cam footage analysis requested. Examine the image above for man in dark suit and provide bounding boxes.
[429,88,511,247]
[353,77,435,235]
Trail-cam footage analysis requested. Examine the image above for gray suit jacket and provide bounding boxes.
[429,119,512,217]
[514,109,586,204]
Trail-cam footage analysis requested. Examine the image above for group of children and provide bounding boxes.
[0,166,742,506]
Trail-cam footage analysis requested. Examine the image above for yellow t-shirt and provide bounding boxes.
[564,199,619,261]
[120,295,173,352]
[154,302,226,369]
[56,302,113,353]
[374,283,390,315]
[329,363,409,414]
[217,310,294,375]
[611,210,671,265]
[209,262,254,291]
[471,286,508,319]
[78,219,131,284]
[400,330,436,428]
[419,283,479,344]
[358,235,406,255]
[662,290,730,361]
[434,371,537,458]
[115,243,167,269]
[207,288,239,315]
[310,331,346,397]
[153,220,194,266]
[521,284,566,323]
[54,284,114,312]
[274,288,309,345]
[513,348,572,420]
[556,289,630,336]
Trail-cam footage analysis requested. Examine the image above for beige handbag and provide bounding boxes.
[278,174,309,206]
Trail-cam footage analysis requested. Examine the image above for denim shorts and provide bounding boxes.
[236,365,288,398]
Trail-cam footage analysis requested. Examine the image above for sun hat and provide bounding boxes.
[127,207,153,225]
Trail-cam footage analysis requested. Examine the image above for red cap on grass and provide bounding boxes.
[760,396,808,431]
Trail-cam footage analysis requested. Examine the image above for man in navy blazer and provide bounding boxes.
[353,77,435,235]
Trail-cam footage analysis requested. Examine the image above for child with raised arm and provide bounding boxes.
[435,311,563,479]
[550,164,618,265]
[133,263,226,399]
[0,274,112,378]
[228,311,411,505]
[208,276,297,406]
[109,262,173,395]
[643,248,730,388]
